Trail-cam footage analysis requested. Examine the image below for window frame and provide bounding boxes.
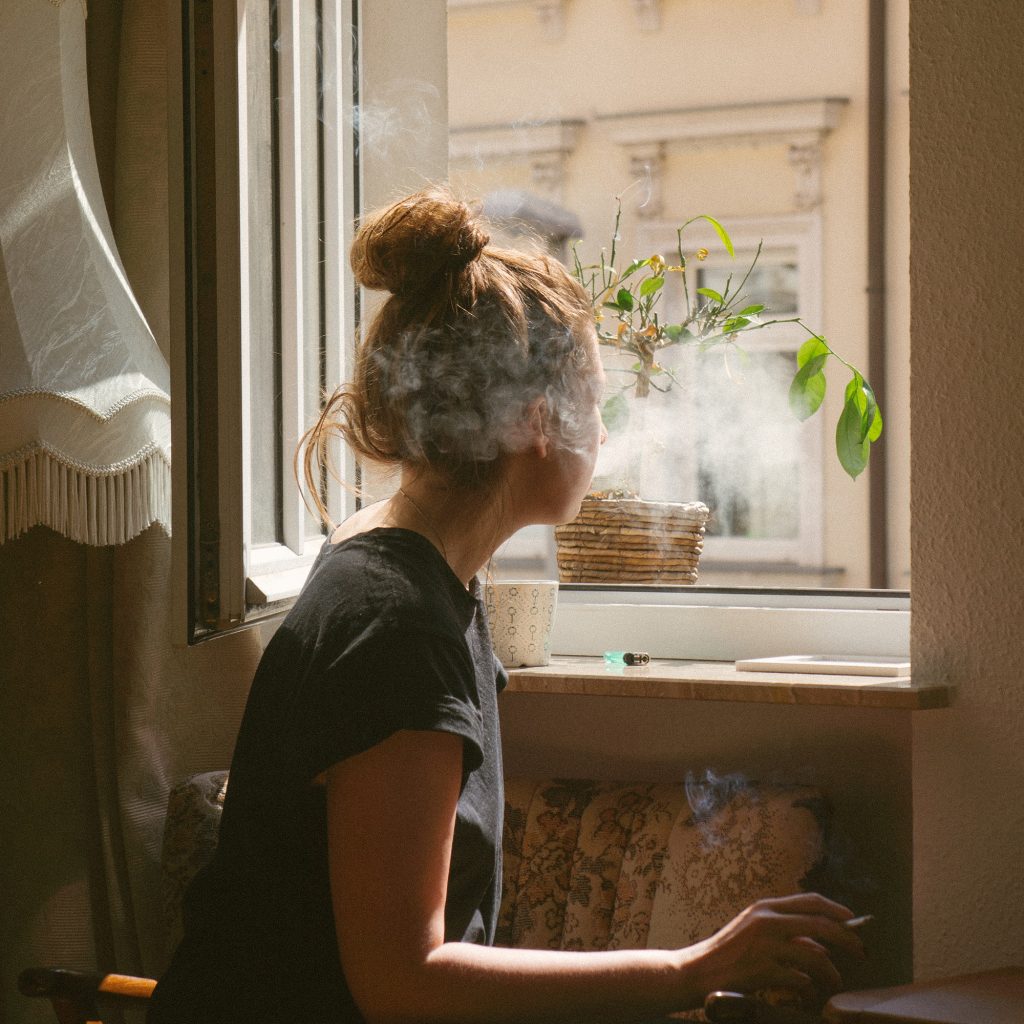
[171,0,450,643]
[241,0,357,617]
[551,584,908,661]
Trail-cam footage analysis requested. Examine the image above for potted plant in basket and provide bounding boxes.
[554,199,883,585]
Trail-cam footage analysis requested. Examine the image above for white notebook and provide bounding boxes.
[735,654,911,677]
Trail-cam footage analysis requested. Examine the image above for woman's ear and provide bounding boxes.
[525,396,551,458]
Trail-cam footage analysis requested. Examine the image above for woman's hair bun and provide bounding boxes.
[351,186,490,295]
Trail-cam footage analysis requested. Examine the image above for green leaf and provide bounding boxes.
[697,286,724,303]
[797,336,831,369]
[698,215,736,259]
[868,403,883,442]
[663,324,689,341]
[789,360,827,420]
[738,304,765,316]
[844,373,867,422]
[616,288,634,312]
[859,380,883,442]
[601,393,630,433]
[722,316,751,334]
[620,258,648,279]
[602,301,622,311]
[837,392,871,479]
[639,276,665,298]
[843,375,885,445]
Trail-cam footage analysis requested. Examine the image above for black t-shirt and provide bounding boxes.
[149,528,506,1024]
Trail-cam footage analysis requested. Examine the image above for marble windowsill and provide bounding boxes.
[505,657,950,709]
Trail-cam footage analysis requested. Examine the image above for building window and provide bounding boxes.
[447,0,903,593]
[638,215,827,581]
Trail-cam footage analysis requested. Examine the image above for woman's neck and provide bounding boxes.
[390,471,511,587]
[331,471,514,588]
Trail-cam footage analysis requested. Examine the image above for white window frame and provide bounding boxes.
[243,0,451,617]
[550,585,908,661]
[637,212,825,568]
[241,0,356,613]
[171,0,449,641]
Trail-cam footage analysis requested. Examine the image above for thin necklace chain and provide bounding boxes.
[397,487,450,563]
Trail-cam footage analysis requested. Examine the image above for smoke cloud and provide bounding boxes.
[373,312,593,469]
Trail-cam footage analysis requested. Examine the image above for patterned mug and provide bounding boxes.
[483,581,558,668]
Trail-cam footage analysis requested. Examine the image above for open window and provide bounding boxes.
[170,0,447,641]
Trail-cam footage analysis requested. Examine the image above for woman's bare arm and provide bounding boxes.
[325,729,863,1024]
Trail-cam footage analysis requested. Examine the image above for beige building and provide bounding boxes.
[447,0,910,589]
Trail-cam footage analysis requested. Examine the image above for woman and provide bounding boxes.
[149,187,863,1024]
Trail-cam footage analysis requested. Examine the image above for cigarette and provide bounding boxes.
[845,914,874,930]
[603,651,650,667]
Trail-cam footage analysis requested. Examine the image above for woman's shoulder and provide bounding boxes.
[293,527,475,639]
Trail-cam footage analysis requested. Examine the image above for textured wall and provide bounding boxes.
[909,0,1024,977]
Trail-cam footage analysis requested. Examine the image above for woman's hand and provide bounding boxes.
[686,893,866,1004]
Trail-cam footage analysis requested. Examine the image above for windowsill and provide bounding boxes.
[697,560,846,576]
[506,656,949,710]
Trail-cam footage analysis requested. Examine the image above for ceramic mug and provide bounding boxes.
[483,581,558,668]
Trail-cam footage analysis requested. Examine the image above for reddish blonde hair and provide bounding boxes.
[300,186,595,526]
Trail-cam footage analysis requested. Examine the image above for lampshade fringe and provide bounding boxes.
[0,448,171,546]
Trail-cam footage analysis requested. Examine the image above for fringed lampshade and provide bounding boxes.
[0,0,170,546]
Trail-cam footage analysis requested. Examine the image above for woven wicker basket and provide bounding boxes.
[555,496,711,584]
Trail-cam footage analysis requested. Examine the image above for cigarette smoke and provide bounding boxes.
[685,768,754,824]
[373,309,594,469]
[593,343,801,536]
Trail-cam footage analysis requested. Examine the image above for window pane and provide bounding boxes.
[247,0,282,545]
[246,0,327,550]
[448,1,907,590]
[300,0,324,542]
[697,350,801,541]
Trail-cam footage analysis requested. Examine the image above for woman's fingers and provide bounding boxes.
[743,898,864,959]
[772,912,866,960]
[786,937,843,994]
[758,892,854,921]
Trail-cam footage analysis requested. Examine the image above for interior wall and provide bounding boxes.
[908,0,1024,979]
[0,532,110,1024]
